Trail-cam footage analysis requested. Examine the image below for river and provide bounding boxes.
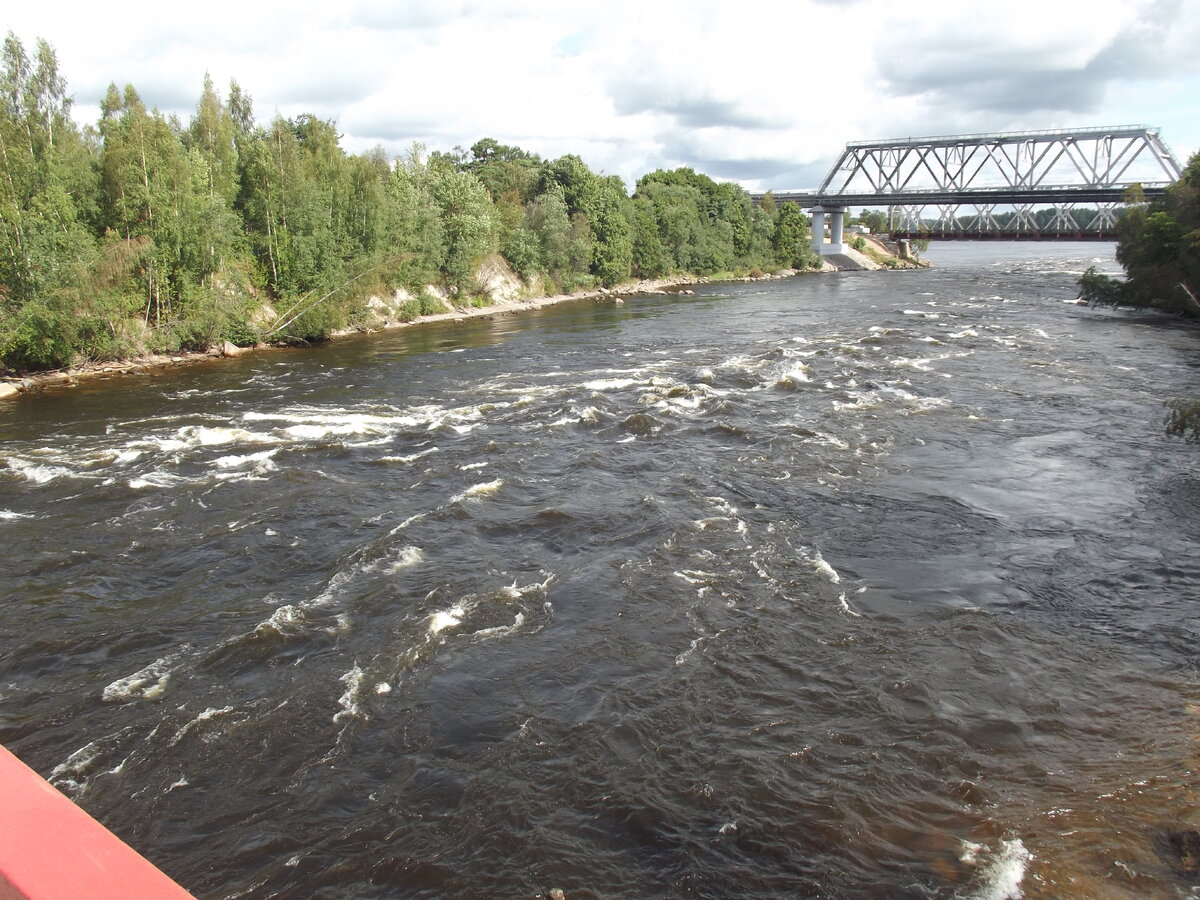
[2,243,1199,898]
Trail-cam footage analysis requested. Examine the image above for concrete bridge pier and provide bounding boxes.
[810,205,847,255]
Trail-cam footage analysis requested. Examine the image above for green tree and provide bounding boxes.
[0,33,96,307]
[630,195,669,278]
[428,163,495,294]
[1102,159,1200,315]
[859,209,888,233]
[772,203,817,269]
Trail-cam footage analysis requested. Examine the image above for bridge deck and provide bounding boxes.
[753,185,1169,208]
[887,230,1117,242]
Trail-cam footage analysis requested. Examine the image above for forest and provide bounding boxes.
[0,35,821,375]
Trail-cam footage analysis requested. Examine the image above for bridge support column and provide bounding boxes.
[828,208,845,253]
[810,206,847,255]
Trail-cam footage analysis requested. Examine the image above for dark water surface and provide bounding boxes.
[3,243,1199,898]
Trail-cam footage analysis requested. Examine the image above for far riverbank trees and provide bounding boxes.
[0,35,819,374]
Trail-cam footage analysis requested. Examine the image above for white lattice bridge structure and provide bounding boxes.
[753,126,1183,253]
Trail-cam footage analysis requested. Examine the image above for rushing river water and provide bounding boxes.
[2,243,1199,899]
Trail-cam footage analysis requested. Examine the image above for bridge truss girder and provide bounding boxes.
[818,126,1181,199]
[885,201,1125,240]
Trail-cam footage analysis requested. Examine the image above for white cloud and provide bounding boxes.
[5,0,1196,191]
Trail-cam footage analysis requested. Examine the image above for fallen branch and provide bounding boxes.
[1178,282,1200,317]
[265,255,409,338]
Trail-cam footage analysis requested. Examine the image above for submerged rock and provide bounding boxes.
[1156,829,1200,878]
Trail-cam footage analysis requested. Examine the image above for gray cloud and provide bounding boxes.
[607,65,776,130]
[1085,0,1189,79]
[341,113,460,143]
[271,68,380,107]
[879,42,1104,114]
[650,132,828,186]
[878,0,1194,117]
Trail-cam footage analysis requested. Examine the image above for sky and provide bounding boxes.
[5,0,1199,192]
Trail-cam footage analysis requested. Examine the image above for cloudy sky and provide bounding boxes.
[6,0,1199,191]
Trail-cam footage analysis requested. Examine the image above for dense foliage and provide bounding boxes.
[0,36,817,373]
[1077,153,1200,318]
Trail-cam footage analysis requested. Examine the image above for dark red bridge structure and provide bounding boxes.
[752,126,1183,251]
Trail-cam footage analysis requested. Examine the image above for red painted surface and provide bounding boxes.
[0,745,196,900]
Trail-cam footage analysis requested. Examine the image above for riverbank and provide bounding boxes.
[0,274,714,397]
[0,242,918,398]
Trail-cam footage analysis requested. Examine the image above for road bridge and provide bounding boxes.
[751,126,1183,253]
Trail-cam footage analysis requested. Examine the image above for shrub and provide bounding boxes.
[1166,399,1200,441]
[1077,266,1130,306]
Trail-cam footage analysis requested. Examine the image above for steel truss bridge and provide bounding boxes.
[756,126,1183,242]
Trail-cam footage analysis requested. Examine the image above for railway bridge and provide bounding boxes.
[751,126,1182,254]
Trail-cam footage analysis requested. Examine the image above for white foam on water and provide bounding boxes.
[459,462,489,471]
[102,653,182,702]
[0,510,33,520]
[245,409,412,430]
[451,479,503,503]
[655,391,706,413]
[384,545,425,571]
[5,457,76,484]
[128,471,192,490]
[213,448,281,469]
[675,636,705,666]
[376,447,440,465]
[333,665,366,723]
[674,570,719,585]
[584,377,640,391]
[255,604,304,636]
[550,405,604,427]
[166,776,189,791]
[833,395,880,412]
[170,705,236,745]
[968,839,1032,900]
[88,448,145,466]
[472,611,526,640]
[807,548,841,584]
[837,592,862,617]
[284,424,335,439]
[803,432,851,451]
[49,739,106,793]
[428,604,465,634]
[390,512,428,532]
[143,425,279,454]
[775,361,814,385]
